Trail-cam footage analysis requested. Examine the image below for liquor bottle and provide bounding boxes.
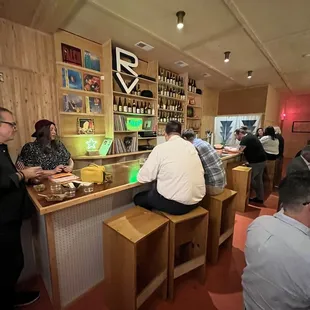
[163,99,167,110]
[136,101,140,114]
[188,79,192,92]
[144,102,148,114]
[151,103,155,115]
[193,80,196,93]
[164,70,167,82]
[158,68,161,81]
[132,100,137,113]
[128,99,132,113]
[118,97,123,112]
[167,71,170,84]
[147,102,151,115]
[159,111,162,122]
[163,112,167,123]
[160,97,164,109]
[113,97,118,112]
[132,85,137,95]
[137,84,141,96]
[123,98,128,113]
[140,101,144,114]
[172,74,176,85]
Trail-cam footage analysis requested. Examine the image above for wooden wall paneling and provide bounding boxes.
[0,19,57,160]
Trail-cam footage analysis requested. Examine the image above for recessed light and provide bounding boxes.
[302,53,310,58]
[247,70,253,79]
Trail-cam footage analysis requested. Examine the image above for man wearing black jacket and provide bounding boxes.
[0,107,43,309]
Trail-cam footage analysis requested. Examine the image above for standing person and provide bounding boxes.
[234,128,266,204]
[274,126,285,187]
[260,126,279,160]
[242,171,310,310]
[134,121,206,215]
[17,119,74,176]
[255,127,264,139]
[0,107,42,309]
[182,129,226,195]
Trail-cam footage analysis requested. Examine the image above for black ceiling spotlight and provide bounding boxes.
[247,70,253,79]
[176,11,185,30]
[224,51,231,63]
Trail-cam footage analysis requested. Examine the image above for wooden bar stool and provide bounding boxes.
[202,189,237,264]
[103,206,169,310]
[158,207,209,300]
[264,160,276,198]
[232,166,252,212]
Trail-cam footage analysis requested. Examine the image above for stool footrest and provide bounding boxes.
[219,227,234,246]
[136,269,167,308]
[174,255,205,279]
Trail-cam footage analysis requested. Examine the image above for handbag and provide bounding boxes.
[80,163,105,184]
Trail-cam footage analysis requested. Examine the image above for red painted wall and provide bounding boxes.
[281,94,310,158]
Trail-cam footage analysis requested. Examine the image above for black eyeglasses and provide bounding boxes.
[0,121,17,129]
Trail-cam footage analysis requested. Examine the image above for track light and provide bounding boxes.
[224,51,231,63]
[247,70,253,79]
[176,11,185,30]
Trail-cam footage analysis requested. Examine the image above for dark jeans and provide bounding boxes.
[248,161,266,201]
[0,225,24,310]
[134,188,199,215]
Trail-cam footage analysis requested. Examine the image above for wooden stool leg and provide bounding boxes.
[208,201,222,264]
[168,222,175,300]
[196,263,206,284]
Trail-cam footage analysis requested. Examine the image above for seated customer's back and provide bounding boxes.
[156,135,205,203]
[242,171,310,310]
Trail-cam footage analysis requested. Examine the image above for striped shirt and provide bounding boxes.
[193,138,226,188]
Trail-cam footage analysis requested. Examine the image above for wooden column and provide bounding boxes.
[232,166,252,212]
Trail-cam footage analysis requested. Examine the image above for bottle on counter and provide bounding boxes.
[113,96,118,112]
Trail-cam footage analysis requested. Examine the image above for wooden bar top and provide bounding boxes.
[27,160,142,215]
[28,153,242,216]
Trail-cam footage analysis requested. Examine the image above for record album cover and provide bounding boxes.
[84,51,101,72]
[86,97,102,114]
[83,74,100,93]
[63,94,83,113]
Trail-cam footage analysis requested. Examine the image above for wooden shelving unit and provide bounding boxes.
[54,30,205,161]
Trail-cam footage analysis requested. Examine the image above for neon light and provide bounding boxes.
[86,138,97,150]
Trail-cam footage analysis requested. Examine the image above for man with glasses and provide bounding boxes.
[0,107,43,309]
[242,171,310,310]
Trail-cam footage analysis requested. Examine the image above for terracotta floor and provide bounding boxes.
[22,193,279,310]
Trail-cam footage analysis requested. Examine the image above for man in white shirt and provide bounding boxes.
[242,171,310,310]
[134,121,206,215]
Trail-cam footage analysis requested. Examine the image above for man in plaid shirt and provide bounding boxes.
[182,129,226,195]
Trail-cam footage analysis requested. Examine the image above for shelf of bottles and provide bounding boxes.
[113,96,155,116]
[158,67,186,101]
[188,78,198,95]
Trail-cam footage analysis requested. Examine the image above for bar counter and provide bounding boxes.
[28,154,242,310]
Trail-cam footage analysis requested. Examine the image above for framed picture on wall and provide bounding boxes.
[77,118,95,134]
[84,51,101,72]
[292,121,310,133]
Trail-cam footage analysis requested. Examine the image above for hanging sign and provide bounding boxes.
[113,47,139,94]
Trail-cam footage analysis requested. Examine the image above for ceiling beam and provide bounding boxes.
[0,0,87,33]
[222,0,291,92]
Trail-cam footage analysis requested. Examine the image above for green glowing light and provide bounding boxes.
[128,165,140,183]
[126,118,143,131]
[86,138,97,150]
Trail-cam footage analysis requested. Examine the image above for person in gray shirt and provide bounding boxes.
[242,171,310,310]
